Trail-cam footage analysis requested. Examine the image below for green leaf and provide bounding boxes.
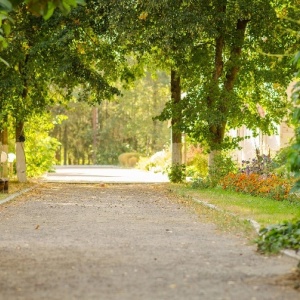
[76,0,85,5]
[0,55,9,66]
[43,2,55,20]
[293,51,300,66]
[2,22,10,35]
[0,0,12,12]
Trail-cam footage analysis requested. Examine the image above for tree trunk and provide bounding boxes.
[152,79,158,153]
[1,115,9,178]
[208,15,249,153]
[171,69,182,165]
[224,19,249,92]
[55,126,62,164]
[63,124,68,165]
[208,150,220,169]
[207,30,226,150]
[15,121,27,182]
[92,106,98,164]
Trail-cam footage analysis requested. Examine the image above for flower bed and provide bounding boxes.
[220,173,295,201]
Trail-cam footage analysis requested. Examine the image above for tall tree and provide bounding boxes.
[289,51,300,190]
[170,69,182,164]
[0,2,132,180]
[156,0,298,163]
[286,5,300,190]
[96,0,208,166]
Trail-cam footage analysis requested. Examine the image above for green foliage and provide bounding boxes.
[50,71,170,165]
[256,220,300,254]
[288,49,300,191]
[0,0,85,54]
[0,0,12,52]
[96,71,169,159]
[191,152,237,188]
[271,147,293,178]
[152,0,298,152]
[168,163,186,183]
[186,153,208,178]
[24,113,60,177]
[23,0,85,19]
[0,0,129,123]
[208,152,238,187]
[0,0,138,180]
[139,149,171,173]
[191,177,211,189]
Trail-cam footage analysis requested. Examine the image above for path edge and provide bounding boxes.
[189,195,300,262]
[0,184,39,206]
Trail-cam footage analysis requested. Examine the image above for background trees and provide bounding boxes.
[50,71,170,165]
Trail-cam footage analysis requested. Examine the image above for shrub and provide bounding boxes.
[191,177,211,189]
[168,163,186,183]
[256,220,300,254]
[272,147,294,178]
[190,151,237,188]
[240,148,293,179]
[138,150,171,173]
[208,152,237,187]
[25,114,60,177]
[118,152,140,167]
[239,152,273,176]
[186,152,208,178]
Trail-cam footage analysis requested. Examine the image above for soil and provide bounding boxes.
[0,183,299,300]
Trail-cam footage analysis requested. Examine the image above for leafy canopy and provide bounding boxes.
[0,0,85,53]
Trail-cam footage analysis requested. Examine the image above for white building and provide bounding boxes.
[230,123,294,164]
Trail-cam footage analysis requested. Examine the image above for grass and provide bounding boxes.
[166,184,258,242]
[169,184,300,229]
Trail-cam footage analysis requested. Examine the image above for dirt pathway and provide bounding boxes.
[0,183,299,300]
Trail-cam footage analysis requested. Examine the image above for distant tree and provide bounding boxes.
[50,71,170,165]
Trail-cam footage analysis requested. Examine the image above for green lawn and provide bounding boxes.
[170,184,300,228]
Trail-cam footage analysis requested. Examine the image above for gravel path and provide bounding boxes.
[0,183,299,300]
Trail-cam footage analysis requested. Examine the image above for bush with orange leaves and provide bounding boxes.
[220,173,295,201]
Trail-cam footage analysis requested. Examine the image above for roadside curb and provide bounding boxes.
[0,184,39,206]
[190,195,300,262]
